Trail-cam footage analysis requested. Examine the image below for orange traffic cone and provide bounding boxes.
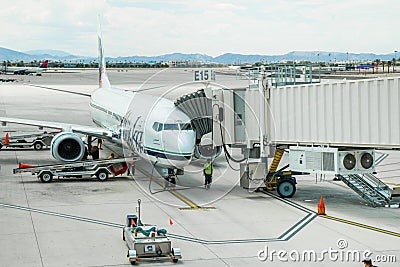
[19,163,35,169]
[318,195,326,215]
[4,133,9,145]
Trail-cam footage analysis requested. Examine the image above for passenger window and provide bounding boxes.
[157,123,163,131]
[152,122,159,131]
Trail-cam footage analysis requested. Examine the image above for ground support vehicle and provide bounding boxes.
[122,214,181,265]
[13,157,136,182]
[0,132,55,150]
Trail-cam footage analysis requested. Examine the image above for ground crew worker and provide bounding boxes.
[91,145,99,160]
[87,136,92,154]
[203,159,213,189]
[97,138,103,149]
[127,154,135,176]
[108,153,115,159]
[82,146,89,160]
[127,161,135,176]
[362,258,377,267]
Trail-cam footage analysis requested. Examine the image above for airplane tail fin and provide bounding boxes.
[40,60,48,68]
[98,22,111,89]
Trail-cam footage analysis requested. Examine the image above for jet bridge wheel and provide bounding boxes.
[96,169,109,182]
[39,171,53,183]
[276,178,296,198]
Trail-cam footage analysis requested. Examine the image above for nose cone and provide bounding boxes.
[160,130,196,167]
[177,131,196,155]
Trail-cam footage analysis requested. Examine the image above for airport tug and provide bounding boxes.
[122,200,181,265]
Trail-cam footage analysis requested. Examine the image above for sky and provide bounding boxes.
[0,0,399,57]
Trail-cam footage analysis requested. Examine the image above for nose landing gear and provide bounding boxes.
[163,168,184,187]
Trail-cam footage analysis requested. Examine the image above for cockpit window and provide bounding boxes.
[163,123,179,130]
[152,122,159,131]
[180,123,193,130]
[153,122,192,131]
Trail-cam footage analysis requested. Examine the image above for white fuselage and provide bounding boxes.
[89,87,196,169]
[1,66,45,74]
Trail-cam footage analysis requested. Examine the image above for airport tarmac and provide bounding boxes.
[0,69,399,267]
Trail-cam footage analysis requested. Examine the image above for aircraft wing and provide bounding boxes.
[0,117,117,139]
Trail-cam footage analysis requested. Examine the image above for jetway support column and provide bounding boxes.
[211,67,273,159]
[209,66,276,190]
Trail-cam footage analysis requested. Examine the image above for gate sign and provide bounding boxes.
[194,69,216,81]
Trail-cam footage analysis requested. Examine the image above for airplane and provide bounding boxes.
[228,65,240,70]
[0,31,199,181]
[1,60,48,76]
[355,62,379,70]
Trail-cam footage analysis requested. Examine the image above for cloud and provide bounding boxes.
[0,0,399,57]
[213,3,247,11]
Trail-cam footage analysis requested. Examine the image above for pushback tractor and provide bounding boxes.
[122,200,181,265]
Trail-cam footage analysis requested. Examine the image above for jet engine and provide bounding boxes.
[51,132,85,162]
[193,144,222,159]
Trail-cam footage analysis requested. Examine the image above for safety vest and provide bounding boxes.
[204,162,213,175]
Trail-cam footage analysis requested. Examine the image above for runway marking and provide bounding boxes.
[0,202,288,244]
[167,233,281,244]
[179,207,216,210]
[25,83,91,97]
[260,191,317,240]
[135,165,200,209]
[103,144,214,210]
[320,215,400,238]
[0,202,124,228]
[7,151,395,243]
[278,213,317,241]
[0,191,318,245]
[262,191,400,238]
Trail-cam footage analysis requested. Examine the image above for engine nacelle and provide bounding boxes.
[194,144,222,159]
[51,132,85,162]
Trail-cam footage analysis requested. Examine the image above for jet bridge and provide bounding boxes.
[176,68,400,206]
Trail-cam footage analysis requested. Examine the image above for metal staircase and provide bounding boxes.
[268,148,284,173]
[339,173,392,207]
[339,151,392,207]
[265,148,285,190]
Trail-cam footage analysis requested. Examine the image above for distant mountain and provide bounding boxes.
[0,47,397,64]
[113,53,214,63]
[0,47,89,62]
[0,47,35,61]
[24,49,74,57]
[213,51,395,64]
